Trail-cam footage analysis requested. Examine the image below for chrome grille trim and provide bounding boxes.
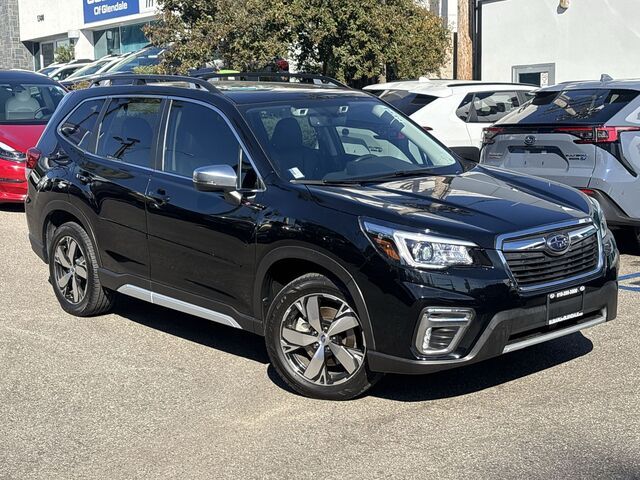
[497,218,603,292]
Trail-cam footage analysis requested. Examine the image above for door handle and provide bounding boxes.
[76,173,92,184]
[149,189,170,207]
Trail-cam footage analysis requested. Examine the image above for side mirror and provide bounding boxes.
[193,164,238,192]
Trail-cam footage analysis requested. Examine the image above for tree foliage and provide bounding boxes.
[146,0,450,85]
[55,45,75,63]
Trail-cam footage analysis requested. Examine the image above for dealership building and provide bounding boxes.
[15,0,158,69]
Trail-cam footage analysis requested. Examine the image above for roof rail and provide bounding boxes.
[87,74,219,93]
[190,71,350,89]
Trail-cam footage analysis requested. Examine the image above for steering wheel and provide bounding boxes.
[33,107,52,120]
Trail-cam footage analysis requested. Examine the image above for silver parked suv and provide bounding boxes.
[480,78,640,244]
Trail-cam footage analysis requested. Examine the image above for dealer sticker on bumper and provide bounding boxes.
[548,286,585,325]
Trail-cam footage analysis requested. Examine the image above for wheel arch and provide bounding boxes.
[40,201,101,265]
[254,246,375,350]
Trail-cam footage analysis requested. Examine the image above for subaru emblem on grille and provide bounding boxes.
[546,233,571,255]
[524,135,536,146]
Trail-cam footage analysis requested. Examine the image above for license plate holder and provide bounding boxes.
[547,286,585,326]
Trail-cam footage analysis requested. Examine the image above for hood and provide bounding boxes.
[0,124,46,153]
[307,165,592,249]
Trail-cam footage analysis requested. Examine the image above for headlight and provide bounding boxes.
[0,141,26,163]
[360,219,475,269]
[588,196,607,233]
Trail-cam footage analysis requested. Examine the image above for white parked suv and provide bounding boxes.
[480,78,640,245]
[364,79,535,161]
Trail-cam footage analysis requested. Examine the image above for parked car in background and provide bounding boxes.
[37,63,63,76]
[44,59,94,82]
[364,79,535,161]
[62,54,125,87]
[0,70,65,202]
[25,73,618,400]
[480,78,640,246]
[106,46,166,74]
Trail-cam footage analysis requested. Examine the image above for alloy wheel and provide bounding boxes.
[53,236,88,304]
[279,293,366,386]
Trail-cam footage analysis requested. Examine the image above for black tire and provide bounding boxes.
[264,273,382,400]
[48,222,115,317]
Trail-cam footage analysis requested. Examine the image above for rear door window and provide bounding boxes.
[59,99,104,150]
[96,97,162,168]
[502,89,638,125]
[379,90,438,116]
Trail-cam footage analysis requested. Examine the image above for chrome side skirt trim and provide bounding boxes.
[502,308,607,354]
[117,284,242,329]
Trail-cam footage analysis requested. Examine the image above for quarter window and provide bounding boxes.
[163,100,258,189]
[469,91,520,123]
[60,99,104,150]
[96,97,161,168]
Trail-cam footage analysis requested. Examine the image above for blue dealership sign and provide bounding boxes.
[83,0,140,24]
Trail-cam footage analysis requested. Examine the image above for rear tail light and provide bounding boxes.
[482,126,505,145]
[554,126,640,144]
[580,188,596,196]
[26,148,41,171]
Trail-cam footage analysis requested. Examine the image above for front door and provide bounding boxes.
[146,99,263,318]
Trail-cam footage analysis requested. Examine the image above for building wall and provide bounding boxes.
[481,0,640,84]
[0,0,32,69]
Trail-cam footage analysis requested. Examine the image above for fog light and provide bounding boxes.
[415,308,474,355]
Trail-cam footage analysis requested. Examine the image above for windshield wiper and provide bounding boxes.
[347,168,438,183]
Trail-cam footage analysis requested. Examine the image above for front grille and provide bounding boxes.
[503,225,600,289]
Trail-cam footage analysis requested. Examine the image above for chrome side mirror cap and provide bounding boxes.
[193,164,238,192]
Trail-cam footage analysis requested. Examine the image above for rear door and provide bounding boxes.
[482,89,638,189]
[69,96,163,280]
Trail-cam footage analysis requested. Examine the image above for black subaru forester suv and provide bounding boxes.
[25,73,619,400]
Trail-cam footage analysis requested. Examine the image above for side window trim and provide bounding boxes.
[158,96,265,192]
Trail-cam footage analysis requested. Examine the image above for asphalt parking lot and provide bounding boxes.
[0,204,638,480]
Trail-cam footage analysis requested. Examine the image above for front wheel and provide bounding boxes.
[265,273,381,400]
[49,222,115,317]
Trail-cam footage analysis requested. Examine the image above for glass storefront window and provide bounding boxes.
[93,22,151,59]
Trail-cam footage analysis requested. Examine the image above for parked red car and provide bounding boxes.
[0,70,66,203]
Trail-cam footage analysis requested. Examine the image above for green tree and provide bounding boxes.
[54,44,75,63]
[146,0,450,85]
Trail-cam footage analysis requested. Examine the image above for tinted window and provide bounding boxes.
[0,83,65,125]
[96,97,161,167]
[501,89,638,125]
[469,91,520,123]
[456,93,474,121]
[163,101,258,189]
[60,99,104,150]
[379,90,437,116]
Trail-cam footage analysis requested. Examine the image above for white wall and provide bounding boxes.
[18,0,84,42]
[481,0,640,83]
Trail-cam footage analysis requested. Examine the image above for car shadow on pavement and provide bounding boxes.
[114,295,270,365]
[0,203,25,213]
[370,332,593,402]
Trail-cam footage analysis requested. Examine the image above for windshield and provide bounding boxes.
[109,47,163,73]
[0,83,66,124]
[241,97,460,182]
[66,60,109,79]
[500,88,638,125]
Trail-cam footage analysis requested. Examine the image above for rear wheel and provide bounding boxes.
[49,222,115,316]
[265,273,381,400]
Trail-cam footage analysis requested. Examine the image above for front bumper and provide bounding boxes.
[0,160,27,203]
[367,280,617,374]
